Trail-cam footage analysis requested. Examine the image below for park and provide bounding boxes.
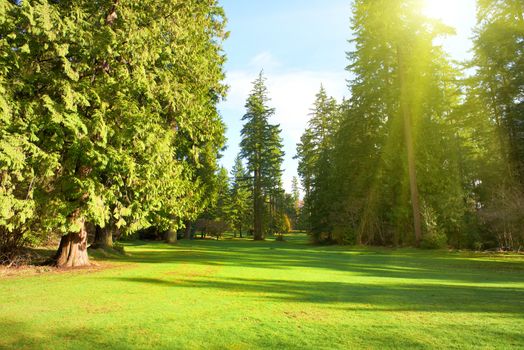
[1,233,523,349]
[1,0,524,348]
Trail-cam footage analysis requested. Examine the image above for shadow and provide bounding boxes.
[0,320,135,350]
[109,276,524,315]
[22,236,524,287]
[110,238,524,286]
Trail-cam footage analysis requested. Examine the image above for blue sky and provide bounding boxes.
[218,0,477,192]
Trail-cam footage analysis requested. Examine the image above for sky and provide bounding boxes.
[218,0,477,192]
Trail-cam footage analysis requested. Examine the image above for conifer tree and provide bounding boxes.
[229,155,252,238]
[240,72,284,240]
[296,86,340,241]
[0,0,227,265]
[464,0,524,248]
[330,0,464,246]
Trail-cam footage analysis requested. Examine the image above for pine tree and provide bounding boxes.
[291,176,300,228]
[330,0,465,246]
[229,155,252,238]
[464,0,524,249]
[296,86,341,241]
[240,72,284,240]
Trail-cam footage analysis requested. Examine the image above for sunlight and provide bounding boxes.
[423,0,470,25]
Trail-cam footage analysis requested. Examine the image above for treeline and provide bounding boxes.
[0,0,228,266]
[297,0,524,250]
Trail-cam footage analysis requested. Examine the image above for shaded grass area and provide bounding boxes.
[1,233,523,349]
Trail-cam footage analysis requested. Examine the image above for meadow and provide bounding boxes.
[1,234,523,349]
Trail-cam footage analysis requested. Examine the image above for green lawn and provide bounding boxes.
[1,234,523,349]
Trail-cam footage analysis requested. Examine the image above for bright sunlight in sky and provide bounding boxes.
[219,0,477,192]
[423,0,475,25]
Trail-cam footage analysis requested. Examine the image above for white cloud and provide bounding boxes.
[248,51,281,71]
[219,54,348,192]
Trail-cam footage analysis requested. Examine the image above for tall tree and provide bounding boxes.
[329,0,464,246]
[296,86,341,241]
[290,176,300,228]
[240,72,284,240]
[0,0,228,265]
[463,0,524,249]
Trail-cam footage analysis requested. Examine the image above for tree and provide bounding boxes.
[229,155,252,238]
[296,86,341,241]
[240,72,284,240]
[325,0,465,246]
[464,0,524,249]
[0,0,228,265]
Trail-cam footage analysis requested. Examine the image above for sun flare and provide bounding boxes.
[423,0,473,25]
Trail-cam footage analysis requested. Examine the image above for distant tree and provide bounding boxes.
[296,86,341,241]
[229,155,252,238]
[240,72,284,240]
[192,167,232,240]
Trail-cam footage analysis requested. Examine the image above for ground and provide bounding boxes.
[0,233,523,349]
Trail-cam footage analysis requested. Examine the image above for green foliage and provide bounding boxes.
[293,0,523,250]
[296,86,341,240]
[229,155,252,237]
[240,72,285,240]
[0,0,228,261]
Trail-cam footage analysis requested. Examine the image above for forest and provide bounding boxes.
[0,0,523,349]
[2,0,522,266]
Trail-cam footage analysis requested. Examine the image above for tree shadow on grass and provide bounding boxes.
[2,314,522,350]
[109,275,524,315]
[115,239,524,285]
[0,320,135,350]
[22,238,524,285]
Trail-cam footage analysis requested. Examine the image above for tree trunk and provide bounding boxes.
[184,221,192,240]
[166,229,177,244]
[398,45,422,247]
[254,168,264,240]
[91,225,113,249]
[54,219,90,268]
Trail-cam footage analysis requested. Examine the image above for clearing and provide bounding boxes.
[1,234,523,349]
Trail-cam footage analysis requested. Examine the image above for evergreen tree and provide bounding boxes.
[0,0,227,265]
[296,86,341,241]
[229,155,252,238]
[240,72,284,240]
[329,0,465,246]
[290,176,300,228]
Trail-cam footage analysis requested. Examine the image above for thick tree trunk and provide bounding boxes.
[91,225,113,249]
[166,229,177,244]
[54,220,90,268]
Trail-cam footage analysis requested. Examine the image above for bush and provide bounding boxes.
[421,205,448,249]
[421,232,447,249]
[0,225,45,265]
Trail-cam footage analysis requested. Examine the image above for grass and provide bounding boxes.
[1,233,523,349]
